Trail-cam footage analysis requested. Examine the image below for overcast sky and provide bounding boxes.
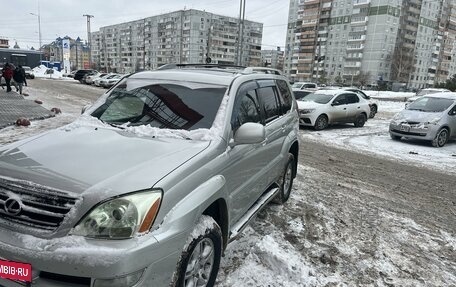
[1,0,290,51]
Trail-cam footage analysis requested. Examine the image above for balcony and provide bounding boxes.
[344,62,361,68]
[346,45,364,50]
[347,35,366,42]
[353,0,370,6]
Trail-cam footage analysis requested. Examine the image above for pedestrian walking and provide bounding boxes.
[13,65,27,95]
[1,63,14,92]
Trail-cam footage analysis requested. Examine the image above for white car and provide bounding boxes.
[297,89,371,130]
[85,73,107,85]
[291,82,318,91]
[100,74,122,88]
[94,74,116,87]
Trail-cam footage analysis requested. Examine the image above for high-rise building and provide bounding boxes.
[91,9,263,73]
[261,48,284,70]
[285,0,455,89]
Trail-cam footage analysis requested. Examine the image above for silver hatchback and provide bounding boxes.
[389,92,456,147]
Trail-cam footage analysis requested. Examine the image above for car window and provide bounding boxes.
[303,83,316,88]
[407,97,455,112]
[276,79,293,113]
[293,90,311,100]
[332,94,347,105]
[257,86,280,123]
[91,79,227,130]
[346,93,360,104]
[232,90,261,131]
[450,105,456,116]
[302,93,334,104]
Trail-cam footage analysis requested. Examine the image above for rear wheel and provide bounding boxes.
[369,105,377,118]
[272,154,295,204]
[354,114,367,127]
[174,216,222,287]
[314,115,328,130]
[431,128,449,147]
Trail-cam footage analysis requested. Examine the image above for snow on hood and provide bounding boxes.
[297,101,326,110]
[393,109,444,123]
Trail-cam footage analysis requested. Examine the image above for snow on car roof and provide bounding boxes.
[314,89,352,95]
[423,92,456,100]
[131,69,236,86]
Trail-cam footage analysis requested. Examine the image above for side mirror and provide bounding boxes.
[231,122,265,146]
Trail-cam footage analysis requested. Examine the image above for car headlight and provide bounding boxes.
[72,190,162,239]
[299,108,315,114]
[425,117,442,125]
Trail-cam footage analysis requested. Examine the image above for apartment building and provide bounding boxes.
[285,0,455,88]
[261,49,285,70]
[91,9,263,73]
[42,37,90,70]
[0,38,9,49]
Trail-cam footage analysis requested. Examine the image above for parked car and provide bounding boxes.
[343,88,379,118]
[297,89,370,130]
[85,73,107,85]
[93,74,113,87]
[291,82,318,91]
[405,88,451,107]
[100,74,122,88]
[292,88,313,101]
[22,66,35,79]
[389,92,456,147]
[0,64,299,287]
[74,69,98,83]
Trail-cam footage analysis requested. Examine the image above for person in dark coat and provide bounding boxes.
[1,63,14,92]
[13,65,27,94]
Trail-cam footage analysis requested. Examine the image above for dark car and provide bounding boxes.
[22,66,35,79]
[74,69,98,83]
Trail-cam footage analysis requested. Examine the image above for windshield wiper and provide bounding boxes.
[98,119,126,129]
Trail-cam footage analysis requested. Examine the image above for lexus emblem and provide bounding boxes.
[4,198,22,216]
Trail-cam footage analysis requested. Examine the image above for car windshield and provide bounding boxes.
[91,79,227,130]
[291,83,303,89]
[407,97,454,112]
[301,93,334,104]
[416,89,445,97]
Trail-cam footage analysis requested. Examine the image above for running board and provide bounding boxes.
[228,187,279,243]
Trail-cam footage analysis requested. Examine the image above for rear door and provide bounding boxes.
[345,93,362,121]
[330,94,348,122]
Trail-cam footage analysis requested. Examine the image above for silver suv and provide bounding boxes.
[0,64,299,287]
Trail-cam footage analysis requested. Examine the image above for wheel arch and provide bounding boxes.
[202,198,229,251]
[288,141,299,178]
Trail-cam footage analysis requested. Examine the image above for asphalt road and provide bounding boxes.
[28,77,104,102]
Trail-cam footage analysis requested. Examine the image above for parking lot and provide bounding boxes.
[0,79,455,286]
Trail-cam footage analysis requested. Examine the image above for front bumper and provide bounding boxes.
[389,122,439,140]
[0,226,187,287]
[298,113,318,126]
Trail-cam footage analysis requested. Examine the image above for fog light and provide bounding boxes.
[93,269,144,287]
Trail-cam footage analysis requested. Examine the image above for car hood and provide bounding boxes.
[0,126,210,196]
[393,109,443,123]
[297,101,326,110]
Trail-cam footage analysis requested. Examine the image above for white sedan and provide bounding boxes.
[297,89,371,130]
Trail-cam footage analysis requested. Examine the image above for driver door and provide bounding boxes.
[330,94,348,122]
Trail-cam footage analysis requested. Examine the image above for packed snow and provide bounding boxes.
[32,65,65,79]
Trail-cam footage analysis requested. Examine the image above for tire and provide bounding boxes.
[272,154,295,205]
[390,133,401,141]
[314,115,328,130]
[431,128,449,147]
[174,216,222,287]
[354,114,367,127]
[369,105,377,118]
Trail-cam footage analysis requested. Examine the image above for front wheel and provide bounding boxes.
[390,133,401,141]
[272,154,295,204]
[314,115,328,130]
[431,128,449,147]
[174,216,222,287]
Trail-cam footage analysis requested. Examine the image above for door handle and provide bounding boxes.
[343,108,347,110]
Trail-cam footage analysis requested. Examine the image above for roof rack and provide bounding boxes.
[157,63,246,70]
[242,67,282,75]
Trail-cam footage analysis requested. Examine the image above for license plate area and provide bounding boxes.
[0,259,32,283]
[400,124,410,132]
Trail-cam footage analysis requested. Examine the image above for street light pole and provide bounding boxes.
[30,9,42,61]
[83,14,94,68]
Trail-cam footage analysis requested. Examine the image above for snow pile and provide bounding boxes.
[32,65,64,79]
[364,90,415,101]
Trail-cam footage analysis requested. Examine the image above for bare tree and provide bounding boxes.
[390,46,414,83]
[354,71,371,87]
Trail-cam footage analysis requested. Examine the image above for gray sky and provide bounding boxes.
[1,0,290,51]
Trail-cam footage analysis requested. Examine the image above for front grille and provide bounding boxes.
[0,178,79,231]
[40,271,91,286]
[391,129,426,137]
